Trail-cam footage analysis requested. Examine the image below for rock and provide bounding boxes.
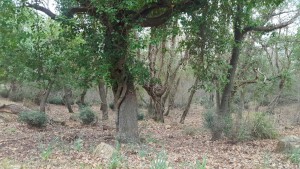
[165,125,171,129]
[276,135,300,152]
[93,142,116,159]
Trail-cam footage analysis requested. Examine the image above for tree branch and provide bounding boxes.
[26,3,57,19]
[243,10,300,34]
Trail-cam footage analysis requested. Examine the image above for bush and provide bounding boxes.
[203,110,277,141]
[19,111,47,128]
[0,88,9,98]
[288,148,300,164]
[48,96,64,105]
[137,113,144,121]
[9,91,24,102]
[79,107,96,125]
[251,112,278,139]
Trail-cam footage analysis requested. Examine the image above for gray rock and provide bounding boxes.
[93,142,116,159]
[276,135,300,152]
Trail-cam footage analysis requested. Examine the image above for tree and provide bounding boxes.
[212,0,300,140]
[25,0,208,142]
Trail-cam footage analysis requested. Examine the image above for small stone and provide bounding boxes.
[165,125,171,129]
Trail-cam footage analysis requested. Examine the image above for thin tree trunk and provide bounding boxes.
[165,77,180,116]
[78,88,87,108]
[180,77,199,124]
[98,79,108,120]
[63,87,73,113]
[40,82,53,112]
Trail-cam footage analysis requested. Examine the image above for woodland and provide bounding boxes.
[1,0,300,168]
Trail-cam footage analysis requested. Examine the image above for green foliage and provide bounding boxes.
[108,151,123,169]
[18,111,47,128]
[0,88,9,98]
[73,138,84,151]
[150,151,168,169]
[137,112,144,121]
[48,96,64,105]
[40,145,53,161]
[195,156,207,169]
[8,91,24,102]
[79,107,96,125]
[251,112,278,139]
[288,148,300,164]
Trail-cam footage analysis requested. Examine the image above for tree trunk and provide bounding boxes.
[114,77,139,143]
[212,4,244,141]
[98,79,108,120]
[63,87,73,113]
[164,77,180,116]
[104,28,139,143]
[267,79,285,114]
[40,82,53,112]
[180,77,199,124]
[78,88,87,108]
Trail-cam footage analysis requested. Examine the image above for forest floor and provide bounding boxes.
[0,97,300,169]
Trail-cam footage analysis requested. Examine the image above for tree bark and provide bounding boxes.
[104,28,139,143]
[40,81,53,112]
[98,79,108,120]
[63,87,73,113]
[180,77,199,124]
[77,88,87,108]
[164,77,180,116]
[212,4,244,141]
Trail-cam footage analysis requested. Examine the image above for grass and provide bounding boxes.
[288,148,300,164]
[150,151,169,169]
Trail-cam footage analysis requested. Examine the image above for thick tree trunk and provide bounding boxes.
[212,4,244,141]
[40,82,53,112]
[143,87,165,123]
[63,87,73,113]
[104,28,139,143]
[180,77,199,124]
[98,79,108,120]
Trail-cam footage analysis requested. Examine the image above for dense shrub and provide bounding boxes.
[19,111,47,128]
[48,96,64,105]
[9,91,24,102]
[250,112,278,139]
[79,107,96,125]
[137,113,144,121]
[203,110,278,141]
[0,88,9,98]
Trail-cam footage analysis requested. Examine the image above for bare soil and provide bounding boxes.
[0,97,299,169]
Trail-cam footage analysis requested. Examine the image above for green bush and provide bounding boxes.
[9,91,24,102]
[19,111,47,128]
[251,112,278,139]
[48,96,64,105]
[79,107,96,125]
[203,110,277,141]
[0,88,9,98]
[288,148,300,164]
[137,113,144,121]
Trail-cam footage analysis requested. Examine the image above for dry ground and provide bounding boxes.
[0,97,300,169]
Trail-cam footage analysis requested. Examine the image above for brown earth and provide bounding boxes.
[0,97,299,169]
